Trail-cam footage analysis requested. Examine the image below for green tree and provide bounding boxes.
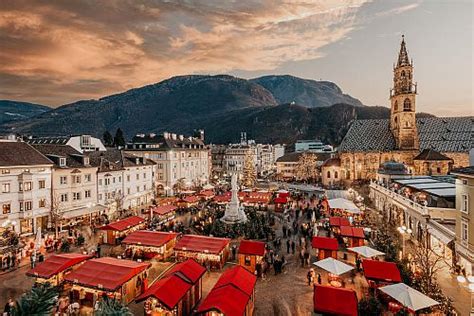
[12,283,59,316]
[358,296,383,316]
[113,128,126,147]
[103,131,114,146]
[95,297,132,316]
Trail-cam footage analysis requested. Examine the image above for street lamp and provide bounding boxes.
[397,225,412,259]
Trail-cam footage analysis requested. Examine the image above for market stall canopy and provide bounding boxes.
[64,257,149,292]
[151,205,177,216]
[339,226,365,239]
[135,274,190,309]
[311,236,339,251]
[329,216,351,227]
[273,196,288,204]
[180,195,201,204]
[175,234,231,255]
[26,253,92,279]
[122,230,178,248]
[347,246,385,258]
[213,195,231,203]
[313,257,354,275]
[165,258,206,284]
[362,259,402,283]
[202,184,214,190]
[100,216,145,232]
[238,240,266,257]
[379,283,439,311]
[313,285,358,316]
[328,198,360,214]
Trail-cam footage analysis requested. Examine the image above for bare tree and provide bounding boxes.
[242,151,256,188]
[49,194,64,239]
[113,192,125,214]
[294,152,319,182]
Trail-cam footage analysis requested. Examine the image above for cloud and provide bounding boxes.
[375,2,420,17]
[0,0,395,106]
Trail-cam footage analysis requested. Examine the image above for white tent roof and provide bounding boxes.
[276,189,289,193]
[379,283,439,311]
[347,246,385,258]
[202,184,214,190]
[328,198,360,213]
[313,257,354,275]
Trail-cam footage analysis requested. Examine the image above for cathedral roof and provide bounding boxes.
[339,117,473,153]
[413,149,452,161]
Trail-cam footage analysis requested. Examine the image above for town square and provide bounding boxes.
[0,1,472,315]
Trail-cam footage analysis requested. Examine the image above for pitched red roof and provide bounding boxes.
[273,196,288,204]
[213,195,231,203]
[339,226,365,239]
[313,285,358,316]
[151,205,177,215]
[175,234,230,255]
[329,217,351,227]
[165,258,206,284]
[243,196,269,204]
[199,190,215,197]
[213,265,257,297]
[238,240,266,256]
[248,192,272,200]
[26,253,91,279]
[311,236,339,251]
[64,257,149,291]
[135,274,191,309]
[181,195,200,203]
[362,259,401,283]
[122,230,178,248]
[100,216,145,231]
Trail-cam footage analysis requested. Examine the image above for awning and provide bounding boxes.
[26,253,92,279]
[427,224,454,245]
[379,283,439,311]
[313,258,353,275]
[328,198,360,214]
[62,204,107,219]
[362,259,401,283]
[313,285,358,316]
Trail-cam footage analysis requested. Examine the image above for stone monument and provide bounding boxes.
[220,173,248,224]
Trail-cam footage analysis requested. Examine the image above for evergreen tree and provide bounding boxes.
[358,296,383,316]
[113,128,126,147]
[242,151,256,187]
[95,298,132,316]
[12,283,59,316]
[103,131,114,146]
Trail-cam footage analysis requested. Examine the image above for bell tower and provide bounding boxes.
[390,35,419,150]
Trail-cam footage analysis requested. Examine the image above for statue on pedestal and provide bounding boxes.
[220,173,248,224]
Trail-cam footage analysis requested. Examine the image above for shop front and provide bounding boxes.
[238,240,266,274]
[312,237,339,260]
[122,230,178,261]
[174,235,230,270]
[99,216,146,245]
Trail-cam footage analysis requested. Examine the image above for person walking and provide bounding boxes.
[307,269,314,286]
[317,273,322,284]
[286,239,290,254]
[291,240,296,254]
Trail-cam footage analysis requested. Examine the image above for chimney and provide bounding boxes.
[171,133,177,140]
[178,135,184,141]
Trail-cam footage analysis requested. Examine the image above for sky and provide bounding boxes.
[0,0,472,116]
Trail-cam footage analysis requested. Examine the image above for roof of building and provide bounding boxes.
[27,136,70,145]
[329,217,351,227]
[88,149,154,171]
[311,236,339,251]
[135,274,190,309]
[64,257,149,291]
[339,117,473,153]
[339,226,365,239]
[165,258,206,284]
[174,234,231,254]
[151,205,177,216]
[26,254,92,279]
[121,231,178,248]
[452,166,474,177]
[0,141,53,167]
[238,240,266,256]
[362,259,401,283]
[378,161,409,175]
[32,144,88,168]
[413,149,452,161]
[322,157,341,167]
[213,265,257,297]
[127,133,205,151]
[276,151,304,163]
[313,285,358,316]
[99,216,145,231]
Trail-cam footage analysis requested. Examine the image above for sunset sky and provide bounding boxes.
[0,0,472,116]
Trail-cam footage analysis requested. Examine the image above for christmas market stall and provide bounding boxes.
[339,226,366,247]
[362,259,402,288]
[64,257,150,305]
[199,190,215,200]
[122,230,178,261]
[99,216,146,245]
[150,205,177,226]
[238,240,266,274]
[174,235,230,270]
[136,259,206,316]
[273,196,289,212]
[313,285,358,316]
[329,216,351,234]
[212,193,231,205]
[196,265,257,316]
[312,236,339,260]
[26,253,92,286]
[177,195,201,208]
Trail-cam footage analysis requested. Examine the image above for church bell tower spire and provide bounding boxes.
[390,35,419,150]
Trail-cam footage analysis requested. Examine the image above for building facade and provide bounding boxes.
[28,135,106,153]
[295,140,334,153]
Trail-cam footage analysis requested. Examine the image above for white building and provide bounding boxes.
[0,140,53,234]
[28,135,106,153]
[295,139,334,153]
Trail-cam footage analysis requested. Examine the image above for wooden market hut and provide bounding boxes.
[26,253,92,286]
[311,236,339,260]
[313,285,358,316]
[329,216,351,234]
[136,259,206,316]
[177,195,201,208]
[238,240,266,274]
[64,257,150,305]
[339,226,366,247]
[99,216,146,245]
[150,205,177,225]
[196,265,257,316]
[199,190,215,200]
[362,259,402,288]
[122,230,178,261]
[174,235,231,270]
[212,194,231,205]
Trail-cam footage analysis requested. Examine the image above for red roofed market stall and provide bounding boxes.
[150,205,177,226]
[64,257,150,305]
[178,196,201,208]
[339,226,366,247]
[313,285,358,316]
[99,216,146,245]
[238,240,266,274]
[137,259,206,316]
[174,235,231,270]
[362,259,402,288]
[312,236,339,260]
[26,253,92,285]
[196,265,257,316]
[329,216,351,234]
[122,230,178,260]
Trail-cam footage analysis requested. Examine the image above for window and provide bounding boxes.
[461,221,468,244]
[2,204,11,214]
[60,193,68,202]
[39,199,46,208]
[2,183,10,193]
[59,158,66,167]
[136,174,139,180]
[98,194,102,200]
[118,176,121,183]
[403,98,411,111]
[127,188,130,195]
[143,185,147,191]
[143,173,146,179]
[136,186,140,192]
[20,201,32,212]
[461,194,469,214]
[1,169,10,174]
[60,176,68,185]
[127,175,130,182]
[85,190,91,198]
[83,157,90,165]
[73,192,81,201]
[20,182,32,191]
[335,171,338,178]
[244,256,251,266]
[105,178,110,185]
[84,174,91,182]
[38,180,46,189]
[327,171,331,179]
[72,175,81,184]
[394,100,398,111]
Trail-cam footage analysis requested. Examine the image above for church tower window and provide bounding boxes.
[394,100,398,111]
[403,98,411,111]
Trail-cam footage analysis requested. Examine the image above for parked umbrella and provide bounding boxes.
[347,246,385,258]
[379,283,439,311]
[313,257,354,275]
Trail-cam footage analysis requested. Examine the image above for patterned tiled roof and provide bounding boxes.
[339,117,473,153]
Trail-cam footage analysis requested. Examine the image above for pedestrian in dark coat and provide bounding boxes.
[286,239,290,254]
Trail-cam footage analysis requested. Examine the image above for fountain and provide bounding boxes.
[220,173,248,224]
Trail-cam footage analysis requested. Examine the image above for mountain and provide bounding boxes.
[0,100,50,124]
[250,75,364,108]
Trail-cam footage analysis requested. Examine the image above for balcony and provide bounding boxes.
[370,181,429,216]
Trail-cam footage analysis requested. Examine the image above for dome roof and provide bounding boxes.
[378,161,408,175]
